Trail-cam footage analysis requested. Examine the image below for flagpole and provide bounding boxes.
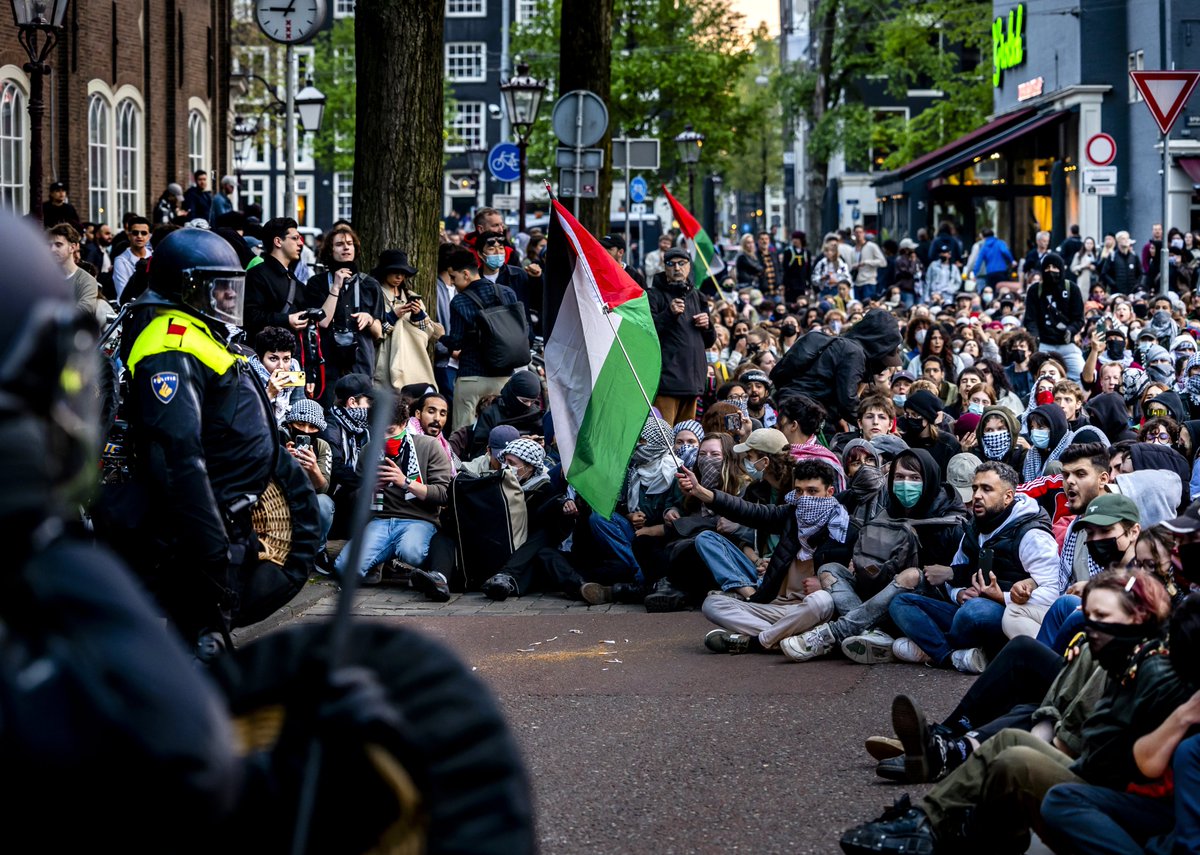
[546,182,683,467]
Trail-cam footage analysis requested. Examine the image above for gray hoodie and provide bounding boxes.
[1109,470,1181,528]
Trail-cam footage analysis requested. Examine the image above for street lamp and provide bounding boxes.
[674,123,705,212]
[755,73,770,234]
[294,78,326,134]
[10,0,69,223]
[500,61,546,233]
[466,144,487,206]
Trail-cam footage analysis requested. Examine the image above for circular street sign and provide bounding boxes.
[629,175,648,204]
[551,90,609,148]
[487,142,522,182]
[1085,133,1116,167]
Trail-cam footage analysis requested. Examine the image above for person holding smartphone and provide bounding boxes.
[284,400,336,568]
[372,249,444,397]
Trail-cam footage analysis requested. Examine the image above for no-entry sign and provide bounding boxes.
[1085,133,1116,167]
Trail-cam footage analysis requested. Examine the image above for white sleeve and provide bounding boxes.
[1019,529,1062,605]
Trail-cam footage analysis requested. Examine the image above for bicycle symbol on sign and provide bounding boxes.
[491,150,519,173]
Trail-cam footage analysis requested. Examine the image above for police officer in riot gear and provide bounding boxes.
[112,227,319,658]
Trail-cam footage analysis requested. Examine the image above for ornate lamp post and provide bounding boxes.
[500,61,546,233]
[674,123,705,213]
[10,0,69,223]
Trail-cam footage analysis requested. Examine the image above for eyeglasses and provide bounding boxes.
[664,260,689,268]
[1148,432,1171,442]
[129,230,149,236]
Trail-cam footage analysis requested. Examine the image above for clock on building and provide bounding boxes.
[254,0,327,44]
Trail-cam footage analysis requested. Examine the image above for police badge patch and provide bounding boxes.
[150,371,179,404]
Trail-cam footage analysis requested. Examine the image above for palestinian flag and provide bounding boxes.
[661,184,726,294]
[544,198,662,519]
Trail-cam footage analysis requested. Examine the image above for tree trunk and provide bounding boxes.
[805,0,838,235]
[558,0,613,236]
[353,0,443,305]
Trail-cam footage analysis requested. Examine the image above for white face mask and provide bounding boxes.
[742,456,766,481]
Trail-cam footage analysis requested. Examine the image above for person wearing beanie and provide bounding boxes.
[284,398,335,565]
[896,389,961,477]
[740,369,777,427]
[1023,252,1084,382]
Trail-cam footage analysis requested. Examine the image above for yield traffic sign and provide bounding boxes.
[1129,70,1200,135]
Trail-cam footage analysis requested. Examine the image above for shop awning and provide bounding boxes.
[1181,157,1200,187]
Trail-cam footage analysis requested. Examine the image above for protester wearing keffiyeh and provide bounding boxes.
[407,415,458,474]
[785,491,849,561]
[624,417,678,512]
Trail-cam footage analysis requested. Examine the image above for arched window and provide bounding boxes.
[115,99,140,218]
[188,109,207,177]
[0,80,26,213]
[88,95,111,219]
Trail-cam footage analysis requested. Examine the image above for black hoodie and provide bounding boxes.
[1023,252,1083,344]
[1148,391,1187,424]
[1085,392,1135,444]
[887,448,968,566]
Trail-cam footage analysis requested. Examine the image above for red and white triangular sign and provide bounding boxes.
[1130,70,1200,135]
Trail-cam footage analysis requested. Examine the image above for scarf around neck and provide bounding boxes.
[785,491,849,561]
[407,415,457,473]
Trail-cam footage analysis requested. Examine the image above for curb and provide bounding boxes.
[232,577,339,646]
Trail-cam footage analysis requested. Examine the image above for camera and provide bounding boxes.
[293,434,312,450]
[301,307,326,323]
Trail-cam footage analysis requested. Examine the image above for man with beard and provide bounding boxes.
[1024,252,1084,382]
[648,248,715,423]
[887,461,1058,672]
[740,369,777,427]
[407,391,458,473]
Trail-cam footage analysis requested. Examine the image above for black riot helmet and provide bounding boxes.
[0,213,100,520]
[148,228,247,328]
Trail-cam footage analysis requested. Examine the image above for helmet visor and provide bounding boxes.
[207,275,246,326]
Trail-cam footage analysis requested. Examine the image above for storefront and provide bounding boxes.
[874,0,1200,250]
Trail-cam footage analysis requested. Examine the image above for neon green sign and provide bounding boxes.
[993,4,1025,87]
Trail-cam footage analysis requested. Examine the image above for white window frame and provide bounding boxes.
[446,0,486,17]
[446,101,485,152]
[0,69,29,215]
[187,108,208,178]
[115,98,141,219]
[87,93,111,221]
[240,174,269,219]
[445,42,487,83]
[333,0,355,17]
[88,82,144,222]
[515,0,539,24]
[1128,51,1145,102]
[334,171,354,221]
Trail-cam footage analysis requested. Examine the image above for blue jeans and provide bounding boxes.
[1041,782,1175,854]
[316,493,334,549]
[694,530,758,591]
[1040,342,1084,383]
[1172,734,1200,854]
[888,592,1006,666]
[335,516,436,578]
[588,512,642,583]
[1036,595,1085,652]
[854,283,875,303]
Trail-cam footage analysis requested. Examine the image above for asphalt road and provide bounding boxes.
[297,601,984,855]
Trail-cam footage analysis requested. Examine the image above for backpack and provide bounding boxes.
[463,286,529,374]
[851,513,919,585]
[448,468,528,590]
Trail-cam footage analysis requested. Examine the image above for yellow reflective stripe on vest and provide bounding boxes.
[126,310,242,376]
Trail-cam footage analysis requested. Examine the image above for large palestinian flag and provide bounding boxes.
[661,184,726,294]
[544,198,662,518]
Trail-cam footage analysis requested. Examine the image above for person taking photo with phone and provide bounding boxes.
[248,325,306,425]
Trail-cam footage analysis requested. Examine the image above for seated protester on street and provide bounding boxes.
[672,419,705,469]
[920,354,958,409]
[1085,390,1135,445]
[958,378,995,421]
[703,401,752,444]
[459,424,520,477]
[837,439,888,529]
[687,458,850,654]
[579,417,684,604]
[890,371,915,410]
[974,357,1025,415]
[781,448,968,663]
[461,369,543,461]
[1118,439,1192,508]
[1023,402,1075,483]
[887,461,1058,673]
[830,394,896,454]
[249,325,306,426]
[739,369,777,428]
[896,390,961,477]
[1019,373,1059,429]
[1053,380,1091,432]
[407,390,458,474]
[944,367,986,419]
[1145,388,1189,425]
[840,568,1186,855]
[775,393,846,489]
[319,373,376,539]
[335,398,454,593]
[284,399,336,571]
[478,439,575,602]
[1040,592,1200,854]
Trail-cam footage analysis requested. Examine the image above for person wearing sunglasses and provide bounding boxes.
[1138,416,1182,450]
[113,215,154,300]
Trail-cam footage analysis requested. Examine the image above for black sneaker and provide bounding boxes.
[193,629,227,665]
[481,573,518,602]
[313,550,334,576]
[410,568,451,602]
[703,628,752,654]
[840,794,936,855]
[643,578,687,612]
[892,694,954,784]
[611,581,646,604]
[874,756,908,782]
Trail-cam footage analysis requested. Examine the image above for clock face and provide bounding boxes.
[255,0,326,44]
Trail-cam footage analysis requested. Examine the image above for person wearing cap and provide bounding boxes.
[896,389,961,477]
[458,424,522,477]
[372,249,444,397]
[740,368,777,428]
[924,240,960,306]
[42,180,81,229]
[319,373,377,537]
[647,246,715,424]
[285,398,336,565]
[600,233,645,288]
[155,181,187,225]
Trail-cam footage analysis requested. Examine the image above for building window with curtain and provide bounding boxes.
[0,80,26,214]
[188,109,207,176]
[115,99,141,219]
[88,94,111,220]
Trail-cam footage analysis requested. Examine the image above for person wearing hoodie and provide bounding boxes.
[1183,419,1200,499]
[1120,441,1191,509]
[1142,345,1178,399]
[1145,389,1187,424]
[837,438,888,528]
[888,461,1058,673]
[771,307,902,430]
[462,370,545,460]
[967,404,1028,474]
[1023,252,1084,381]
[896,389,961,477]
[970,228,1015,290]
[1084,392,1135,444]
[1023,403,1075,484]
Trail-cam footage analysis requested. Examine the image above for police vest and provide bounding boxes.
[126,310,242,378]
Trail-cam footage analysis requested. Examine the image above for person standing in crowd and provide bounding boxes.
[735,234,763,287]
[1098,230,1142,295]
[42,180,81,229]
[1023,252,1084,381]
[851,225,887,303]
[372,249,443,397]
[183,170,213,223]
[971,229,1014,290]
[648,248,715,423]
[47,224,99,318]
[1021,230,1052,283]
[756,231,782,296]
[600,234,646,288]
[113,216,153,301]
[82,221,114,293]
[643,233,672,281]
[210,175,236,221]
[781,230,810,302]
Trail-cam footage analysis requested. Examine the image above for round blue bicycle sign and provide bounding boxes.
[488,143,522,182]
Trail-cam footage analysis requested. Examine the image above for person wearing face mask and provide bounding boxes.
[284,399,336,569]
[319,373,377,537]
[1022,403,1075,483]
[1002,331,1037,405]
[889,371,915,411]
[464,369,544,460]
[844,568,1185,855]
[1023,253,1084,382]
[671,420,705,469]
[896,390,961,477]
[1142,344,1177,397]
[777,315,801,353]
[967,406,1028,473]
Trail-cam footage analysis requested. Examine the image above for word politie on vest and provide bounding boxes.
[992,3,1025,87]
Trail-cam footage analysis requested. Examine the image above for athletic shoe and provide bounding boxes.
[892,694,933,783]
[842,629,897,665]
[779,623,837,661]
[580,582,612,605]
[891,637,931,664]
[865,736,904,760]
[840,794,936,855]
[410,568,451,602]
[481,573,518,602]
[313,550,334,576]
[874,756,908,782]
[361,565,384,587]
[950,647,987,674]
[643,578,687,612]
[704,628,752,654]
[612,581,646,604]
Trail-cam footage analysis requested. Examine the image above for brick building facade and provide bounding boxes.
[0,0,233,225]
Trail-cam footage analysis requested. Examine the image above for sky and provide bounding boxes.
[731,0,779,34]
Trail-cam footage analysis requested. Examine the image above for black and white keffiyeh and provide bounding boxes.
[624,417,677,511]
[785,491,849,561]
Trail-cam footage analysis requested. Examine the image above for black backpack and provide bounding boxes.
[463,286,529,374]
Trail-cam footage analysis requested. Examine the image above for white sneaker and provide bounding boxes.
[950,648,988,674]
[780,623,836,662]
[891,637,931,664]
[841,628,897,665]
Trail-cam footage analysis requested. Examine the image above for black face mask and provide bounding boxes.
[1085,535,1126,570]
[782,324,798,336]
[1106,339,1125,361]
[897,416,925,436]
[1084,618,1151,674]
[1177,542,1200,588]
[1043,268,1062,289]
